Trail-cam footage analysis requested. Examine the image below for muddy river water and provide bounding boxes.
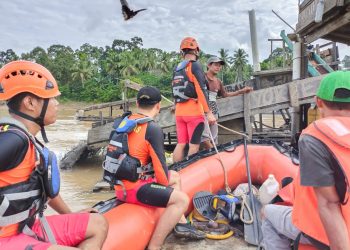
[0,103,113,214]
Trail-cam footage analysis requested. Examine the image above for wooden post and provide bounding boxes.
[99,111,103,125]
[270,40,273,69]
[332,42,338,69]
[316,44,320,54]
[109,106,113,118]
[289,81,300,144]
[282,41,286,68]
[123,80,128,112]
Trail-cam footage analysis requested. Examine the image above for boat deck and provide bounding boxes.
[164,232,255,250]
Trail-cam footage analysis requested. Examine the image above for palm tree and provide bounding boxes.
[102,50,123,85]
[218,48,231,65]
[71,59,93,88]
[158,52,172,74]
[142,49,157,72]
[118,52,139,77]
[232,48,248,82]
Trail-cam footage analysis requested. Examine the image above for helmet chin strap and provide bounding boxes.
[9,99,50,143]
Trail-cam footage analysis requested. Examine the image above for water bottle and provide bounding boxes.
[259,174,280,205]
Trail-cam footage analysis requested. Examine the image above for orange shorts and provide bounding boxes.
[0,213,89,250]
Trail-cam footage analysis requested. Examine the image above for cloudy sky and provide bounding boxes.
[1,0,349,62]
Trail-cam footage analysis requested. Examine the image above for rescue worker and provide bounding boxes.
[110,87,205,250]
[261,71,350,250]
[201,56,253,149]
[0,60,108,249]
[172,37,216,162]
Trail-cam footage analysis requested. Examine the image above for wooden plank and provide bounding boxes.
[305,11,350,44]
[288,81,299,107]
[81,98,137,112]
[87,122,113,145]
[125,80,142,91]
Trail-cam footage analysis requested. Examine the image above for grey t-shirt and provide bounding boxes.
[299,135,346,201]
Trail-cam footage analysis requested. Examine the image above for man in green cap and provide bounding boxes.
[261,71,350,250]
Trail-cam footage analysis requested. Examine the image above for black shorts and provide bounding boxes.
[136,183,174,208]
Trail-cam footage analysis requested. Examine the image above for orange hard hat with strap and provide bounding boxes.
[180,37,200,51]
[0,60,61,142]
[0,60,60,100]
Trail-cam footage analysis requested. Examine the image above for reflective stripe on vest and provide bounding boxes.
[0,117,56,244]
[292,116,350,245]
[0,190,41,226]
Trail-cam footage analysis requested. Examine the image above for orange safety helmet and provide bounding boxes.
[180,37,200,51]
[0,60,60,101]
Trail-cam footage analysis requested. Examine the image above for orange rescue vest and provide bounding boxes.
[292,116,350,245]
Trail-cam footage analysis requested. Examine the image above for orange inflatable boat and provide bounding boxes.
[98,139,300,250]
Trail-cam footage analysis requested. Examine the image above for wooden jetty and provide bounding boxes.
[86,74,325,149]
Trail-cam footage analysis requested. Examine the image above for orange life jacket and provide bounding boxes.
[0,123,42,237]
[292,116,350,245]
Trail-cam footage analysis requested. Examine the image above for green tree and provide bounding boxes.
[21,47,50,66]
[232,48,248,82]
[218,48,231,65]
[71,59,94,88]
[47,45,75,88]
[0,49,19,67]
[118,51,139,77]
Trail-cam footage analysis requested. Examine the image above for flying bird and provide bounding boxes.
[120,0,147,21]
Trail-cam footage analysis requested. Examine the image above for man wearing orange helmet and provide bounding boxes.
[172,37,216,162]
[0,60,108,249]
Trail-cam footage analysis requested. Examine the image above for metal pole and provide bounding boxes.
[291,40,302,143]
[271,10,296,32]
[292,42,302,80]
[249,10,261,72]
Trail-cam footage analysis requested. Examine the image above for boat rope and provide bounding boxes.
[207,120,231,193]
[217,123,248,138]
[239,194,254,224]
[161,95,174,105]
[233,184,258,225]
[211,123,249,193]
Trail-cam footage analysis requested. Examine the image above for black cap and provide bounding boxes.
[137,86,162,105]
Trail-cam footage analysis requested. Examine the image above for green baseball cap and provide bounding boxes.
[316,71,350,103]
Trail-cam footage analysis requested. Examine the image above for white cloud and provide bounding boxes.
[0,0,349,61]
